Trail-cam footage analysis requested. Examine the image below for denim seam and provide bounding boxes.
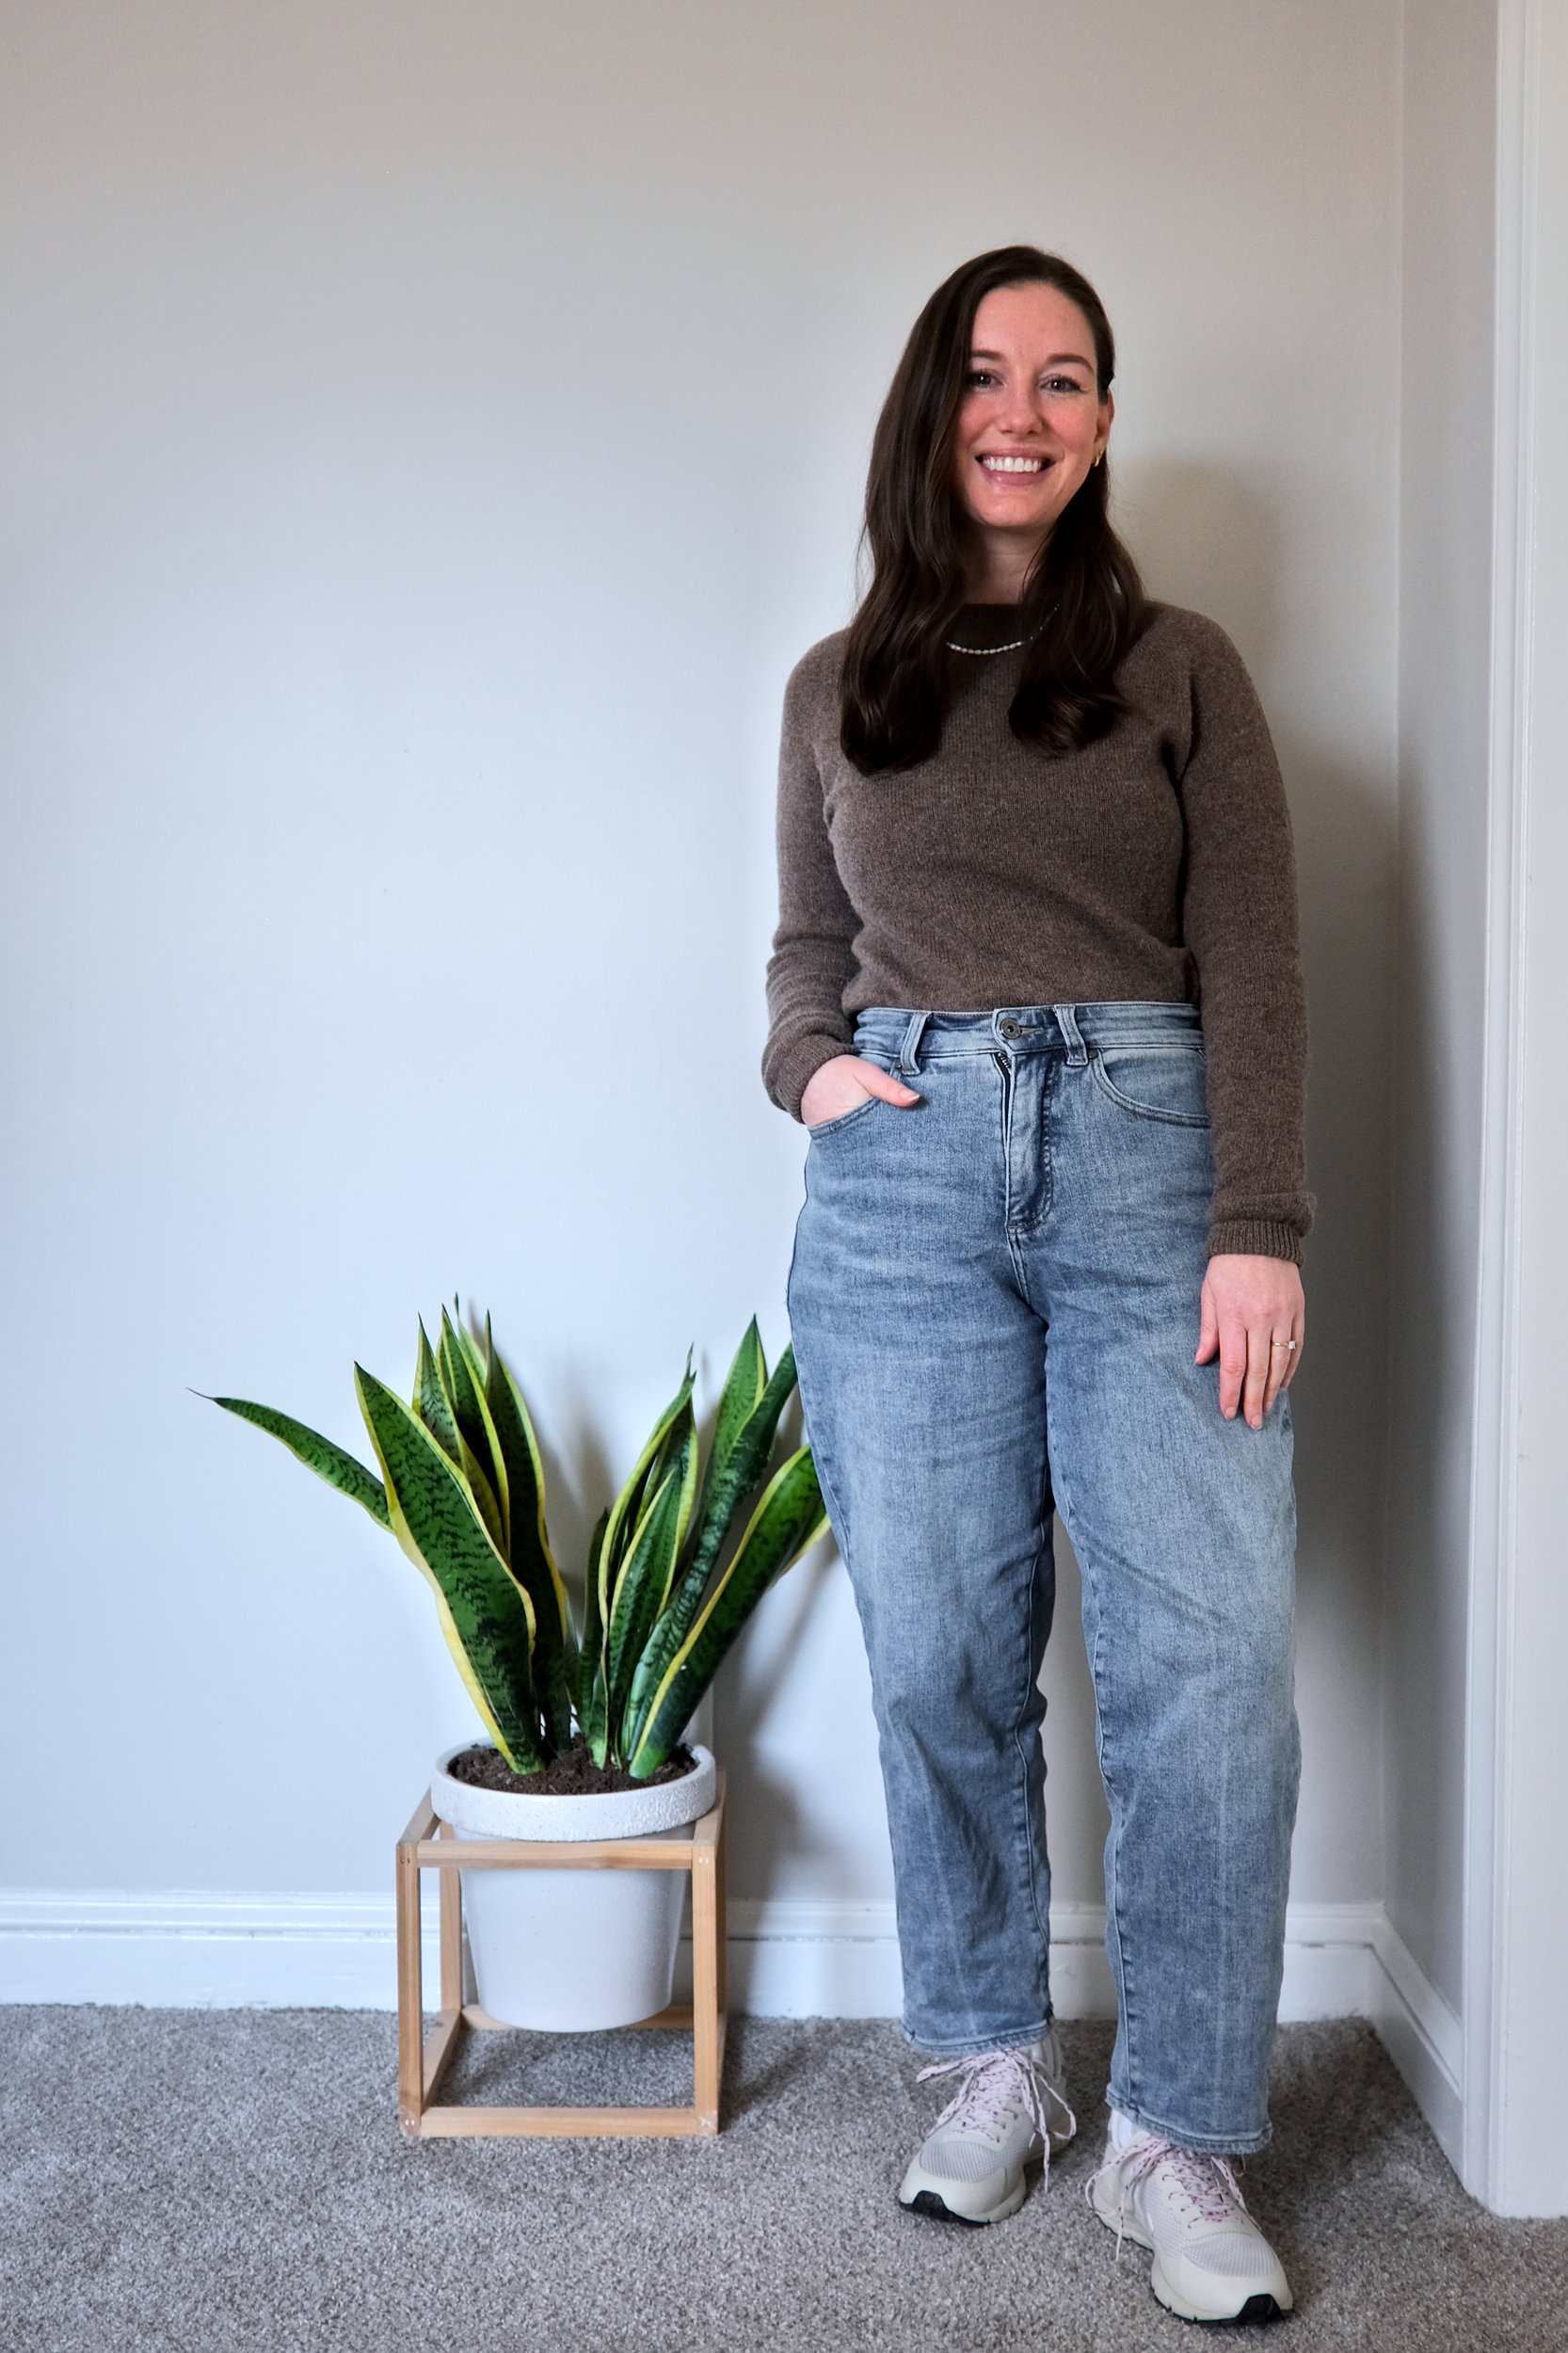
[1000,1047,1056,1244]
[1096,1634,1138,2121]
[1051,1002,1089,1066]
[995,1051,1017,1243]
[902,2018,1057,2061]
[1087,1055,1211,1128]
[895,1010,930,1075]
[1062,1463,1138,2121]
[1108,2100,1274,2158]
[1014,1439,1056,1974]
[854,1046,1199,1071]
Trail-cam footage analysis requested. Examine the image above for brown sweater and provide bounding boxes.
[763,601,1311,1263]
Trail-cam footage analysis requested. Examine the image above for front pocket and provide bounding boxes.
[1088,1045,1210,1128]
[806,1094,880,1140]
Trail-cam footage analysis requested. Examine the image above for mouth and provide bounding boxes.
[977,453,1053,477]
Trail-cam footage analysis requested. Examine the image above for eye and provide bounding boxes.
[1042,375,1088,395]
[965,369,999,389]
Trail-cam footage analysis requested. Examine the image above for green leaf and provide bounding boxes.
[686,1343,799,1598]
[413,1321,461,1465]
[438,1308,492,1461]
[708,1320,768,1491]
[206,1396,390,1529]
[596,1358,696,1639]
[486,1337,575,1753]
[620,1342,799,1757]
[578,1509,608,1722]
[581,1658,610,1768]
[436,1309,508,1555]
[627,1448,827,1779]
[604,1415,696,1753]
[452,1307,491,1393]
[355,1367,545,1774]
[604,1463,679,1745]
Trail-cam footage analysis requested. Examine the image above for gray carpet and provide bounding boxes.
[1,2010,1563,2350]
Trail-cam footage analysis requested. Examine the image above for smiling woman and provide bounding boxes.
[953,284,1110,569]
[840,248,1145,773]
[763,246,1309,2328]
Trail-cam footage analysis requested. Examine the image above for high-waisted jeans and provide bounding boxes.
[786,1003,1300,2154]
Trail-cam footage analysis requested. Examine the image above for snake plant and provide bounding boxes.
[208,1311,826,1779]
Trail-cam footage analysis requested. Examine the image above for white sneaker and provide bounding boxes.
[897,2033,1077,2226]
[1089,2111,1294,2324]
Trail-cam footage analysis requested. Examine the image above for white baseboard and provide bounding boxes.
[0,1890,442,2009]
[0,1885,1464,2162]
[716,1899,1114,2019]
[721,1898,1462,2054]
[1367,1909,1464,2171]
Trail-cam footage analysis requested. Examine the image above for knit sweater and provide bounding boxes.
[763,600,1311,1263]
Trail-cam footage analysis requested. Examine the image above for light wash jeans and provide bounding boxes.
[787,1004,1300,2154]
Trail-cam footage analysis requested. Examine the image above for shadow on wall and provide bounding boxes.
[1123,454,1393,1896]
[1378,805,1473,1975]
[1115,457,1285,675]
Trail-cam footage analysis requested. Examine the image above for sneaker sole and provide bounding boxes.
[1091,2183,1293,2326]
[897,2112,1074,2231]
[898,2175,1030,2228]
[1153,2279,1289,2328]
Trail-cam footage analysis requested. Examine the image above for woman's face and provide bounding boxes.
[951,281,1112,558]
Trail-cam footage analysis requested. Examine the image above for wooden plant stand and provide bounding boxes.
[394,1773,727,2139]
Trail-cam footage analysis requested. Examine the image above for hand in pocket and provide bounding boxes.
[801,1054,922,1128]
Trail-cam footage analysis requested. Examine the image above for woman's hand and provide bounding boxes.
[800,1054,921,1128]
[1196,1254,1305,1430]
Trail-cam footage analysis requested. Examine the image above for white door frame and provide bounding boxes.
[1465,0,1568,2217]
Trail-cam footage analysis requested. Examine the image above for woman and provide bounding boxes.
[764,248,1307,2329]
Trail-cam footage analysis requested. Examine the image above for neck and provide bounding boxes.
[961,527,1048,605]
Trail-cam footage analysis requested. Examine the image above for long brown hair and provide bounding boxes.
[840,246,1147,773]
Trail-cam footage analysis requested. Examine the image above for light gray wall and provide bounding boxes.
[1,0,1399,1922]
[1385,0,1499,2016]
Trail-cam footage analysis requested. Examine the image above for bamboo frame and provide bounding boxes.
[395,1773,728,2138]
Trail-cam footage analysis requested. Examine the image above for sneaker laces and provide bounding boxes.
[1088,2133,1249,2256]
[916,2045,1076,2154]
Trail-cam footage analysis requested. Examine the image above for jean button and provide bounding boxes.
[999,1017,1023,1041]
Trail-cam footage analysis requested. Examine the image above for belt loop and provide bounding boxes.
[897,1011,931,1077]
[1053,1003,1089,1067]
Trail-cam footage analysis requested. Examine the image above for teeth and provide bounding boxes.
[982,455,1046,472]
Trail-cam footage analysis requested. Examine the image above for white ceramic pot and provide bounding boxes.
[430,1741,717,2032]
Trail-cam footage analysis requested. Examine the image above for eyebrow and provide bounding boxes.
[968,348,1096,370]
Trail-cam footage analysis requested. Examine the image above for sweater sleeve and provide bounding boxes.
[762,648,861,1120]
[1174,619,1313,1262]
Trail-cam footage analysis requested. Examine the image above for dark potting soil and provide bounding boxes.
[445,1740,698,1799]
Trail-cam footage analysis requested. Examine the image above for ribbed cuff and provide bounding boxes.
[1207,1220,1304,1265]
[767,1033,856,1124]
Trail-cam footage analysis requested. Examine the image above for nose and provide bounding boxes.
[995,380,1046,436]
